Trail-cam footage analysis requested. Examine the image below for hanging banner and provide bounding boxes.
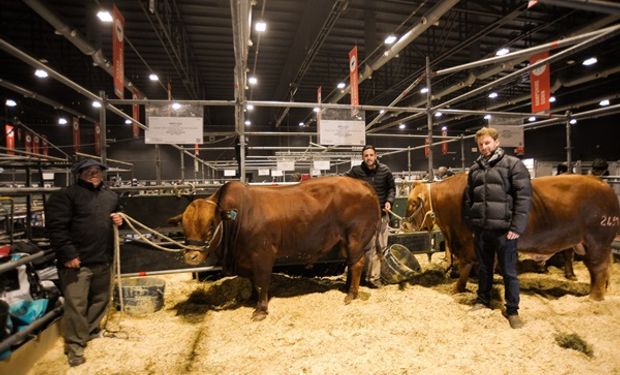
[16,128,22,144]
[424,137,430,158]
[316,86,322,131]
[72,117,80,153]
[132,89,140,139]
[42,135,49,156]
[441,129,448,155]
[348,46,359,117]
[25,132,32,153]
[530,51,550,114]
[112,4,125,99]
[94,122,101,155]
[5,124,15,155]
[33,135,40,154]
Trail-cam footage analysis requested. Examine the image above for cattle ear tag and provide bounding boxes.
[222,209,238,221]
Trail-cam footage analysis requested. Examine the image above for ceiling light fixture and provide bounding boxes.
[96,10,113,23]
[5,99,17,107]
[488,92,498,99]
[244,120,251,126]
[379,109,385,114]
[528,116,536,122]
[549,96,556,103]
[384,35,397,45]
[434,112,443,118]
[441,126,447,131]
[484,114,492,120]
[313,107,320,113]
[255,20,267,33]
[149,73,159,81]
[125,119,132,125]
[298,122,304,127]
[337,82,345,89]
[34,69,48,78]
[58,117,68,125]
[599,99,610,106]
[246,104,254,111]
[496,48,510,56]
[569,119,577,125]
[172,102,181,110]
[92,101,102,108]
[582,57,597,66]
[420,87,429,94]
[399,123,406,129]
[248,76,258,85]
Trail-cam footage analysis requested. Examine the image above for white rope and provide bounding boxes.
[118,212,201,253]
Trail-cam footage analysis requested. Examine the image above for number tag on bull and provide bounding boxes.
[222,209,238,221]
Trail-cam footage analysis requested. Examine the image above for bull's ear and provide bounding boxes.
[168,214,183,226]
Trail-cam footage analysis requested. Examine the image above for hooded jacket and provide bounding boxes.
[345,161,395,214]
[464,147,532,234]
[45,179,120,266]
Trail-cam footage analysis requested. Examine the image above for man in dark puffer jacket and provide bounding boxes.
[345,145,395,288]
[464,127,532,329]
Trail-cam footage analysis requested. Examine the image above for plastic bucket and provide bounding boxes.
[381,244,421,284]
[114,277,165,315]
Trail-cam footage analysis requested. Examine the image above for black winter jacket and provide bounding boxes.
[464,148,532,234]
[45,179,120,267]
[345,161,396,214]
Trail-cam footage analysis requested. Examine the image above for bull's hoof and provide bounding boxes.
[344,293,357,305]
[454,284,467,293]
[589,293,605,302]
[251,310,268,321]
[565,274,577,281]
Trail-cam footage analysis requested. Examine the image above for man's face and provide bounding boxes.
[476,135,500,157]
[362,148,377,169]
[79,166,103,187]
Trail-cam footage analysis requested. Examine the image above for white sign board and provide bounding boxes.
[145,103,204,144]
[277,160,295,171]
[313,160,330,170]
[310,169,321,176]
[224,169,237,176]
[319,119,366,146]
[271,169,283,177]
[494,125,524,147]
[258,169,270,176]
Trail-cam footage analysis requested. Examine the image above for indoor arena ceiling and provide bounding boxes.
[1,0,620,147]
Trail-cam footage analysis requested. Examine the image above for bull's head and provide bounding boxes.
[171,197,223,265]
[403,181,435,231]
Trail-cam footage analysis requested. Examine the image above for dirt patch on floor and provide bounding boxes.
[28,256,620,374]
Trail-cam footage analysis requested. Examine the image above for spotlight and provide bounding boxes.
[582,57,597,66]
[599,99,610,106]
[125,119,132,125]
[5,99,17,107]
[549,96,556,103]
[58,117,68,125]
[246,104,254,111]
[248,76,258,86]
[96,10,113,23]
[434,112,443,118]
[92,101,102,108]
[255,20,267,33]
[172,102,181,110]
[337,82,346,89]
[313,107,320,113]
[149,73,159,81]
[244,120,251,126]
[488,92,498,99]
[484,114,492,120]
[528,116,536,122]
[34,69,48,78]
[496,48,510,56]
[399,123,406,129]
[569,119,577,125]
[420,87,429,94]
[384,35,397,45]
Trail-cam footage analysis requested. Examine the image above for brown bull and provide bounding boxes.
[174,176,381,320]
[406,173,619,300]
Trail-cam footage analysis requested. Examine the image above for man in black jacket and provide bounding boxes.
[46,159,123,366]
[464,127,532,329]
[345,145,395,288]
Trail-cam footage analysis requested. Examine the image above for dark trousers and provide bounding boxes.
[474,229,520,315]
[58,264,111,357]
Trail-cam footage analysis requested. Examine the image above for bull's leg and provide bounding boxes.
[455,261,473,293]
[344,255,364,304]
[583,248,611,301]
[563,249,577,280]
[250,253,275,321]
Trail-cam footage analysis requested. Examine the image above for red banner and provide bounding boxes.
[25,132,32,153]
[424,137,429,158]
[72,117,80,153]
[5,124,15,155]
[94,122,102,155]
[132,90,140,139]
[33,135,40,154]
[316,86,322,130]
[112,4,125,99]
[42,135,49,156]
[348,46,359,117]
[194,143,199,156]
[441,128,448,155]
[16,128,22,144]
[515,146,525,156]
[530,51,550,114]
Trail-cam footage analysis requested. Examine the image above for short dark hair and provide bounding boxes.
[361,145,376,154]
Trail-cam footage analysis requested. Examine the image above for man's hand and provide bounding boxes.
[111,213,123,226]
[507,231,520,240]
[384,202,392,212]
[64,258,81,268]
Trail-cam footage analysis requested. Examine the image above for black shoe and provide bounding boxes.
[367,280,383,289]
[469,303,489,312]
[68,355,86,367]
[87,330,103,342]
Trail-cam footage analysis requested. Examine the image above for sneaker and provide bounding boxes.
[469,303,489,312]
[68,355,86,367]
[507,314,524,329]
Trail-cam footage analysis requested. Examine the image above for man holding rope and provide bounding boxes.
[345,145,396,289]
[45,159,123,367]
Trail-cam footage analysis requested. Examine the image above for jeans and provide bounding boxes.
[474,229,520,315]
[364,215,389,283]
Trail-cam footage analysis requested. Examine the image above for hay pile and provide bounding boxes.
[28,257,620,374]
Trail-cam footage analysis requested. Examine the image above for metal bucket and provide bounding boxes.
[381,244,421,284]
[113,277,165,315]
